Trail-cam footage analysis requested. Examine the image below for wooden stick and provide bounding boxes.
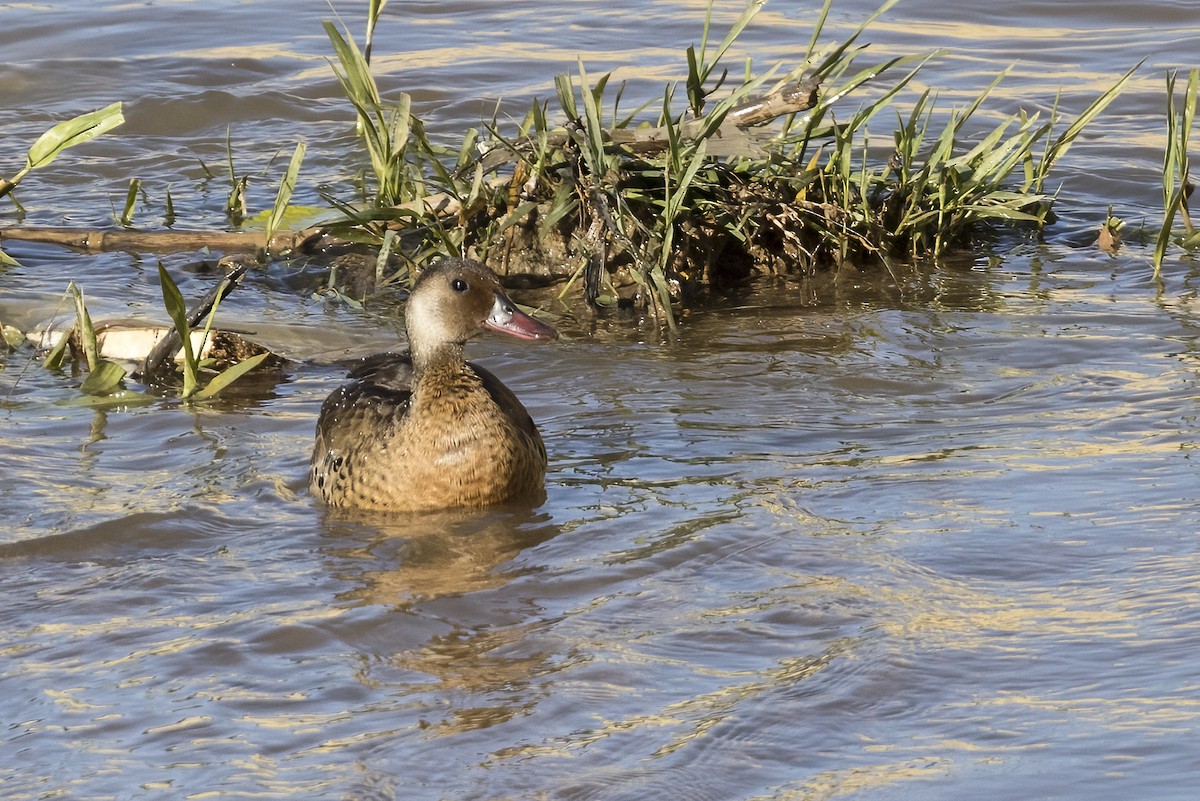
[0,226,318,255]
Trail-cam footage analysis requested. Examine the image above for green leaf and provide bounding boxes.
[195,351,272,399]
[157,263,198,397]
[323,20,381,111]
[702,0,766,84]
[25,101,124,173]
[68,282,100,372]
[554,72,579,120]
[119,177,141,227]
[42,327,71,370]
[266,141,306,242]
[244,204,327,230]
[80,358,127,395]
[1038,61,1142,183]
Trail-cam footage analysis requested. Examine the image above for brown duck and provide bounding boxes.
[310,258,557,512]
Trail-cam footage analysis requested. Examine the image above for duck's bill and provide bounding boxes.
[485,294,559,341]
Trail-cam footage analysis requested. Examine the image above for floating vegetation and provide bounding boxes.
[29,265,278,403]
[292,0,1142,327]
[0,0,1183,332]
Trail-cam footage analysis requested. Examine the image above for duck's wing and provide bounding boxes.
[312,352,416,504]
[344,351,415,393]
[468,361,543,447]
[315,352,414,452]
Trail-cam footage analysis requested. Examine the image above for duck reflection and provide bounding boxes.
[319,505,565,735]
[322,505,557,602]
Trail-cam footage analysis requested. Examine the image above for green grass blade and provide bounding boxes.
[68,282,100,372]
[119,178,140,227]
[323,20,381,110]
[1154,183,1186,277]
[391,93,413,158]
[1038,61,1142,181]
[818,52,935,126]
[80,359,127,395]
[25,102,125,173]
[554,73,579,120]
[577,61,610,171]
[698,0,765,87]
[195,351,271,400]
[1163,71,1181,211]
[42,327,71,370]
[809,0,903,80]
[157,263,198,397]
[364,0,388,63]
[266,141,306,243]
[2,102,124,197]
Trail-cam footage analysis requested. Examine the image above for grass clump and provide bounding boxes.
[0,1,1150,327]
[314,0,1136,323]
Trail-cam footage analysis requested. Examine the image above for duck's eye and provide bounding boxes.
[451,278,469,293]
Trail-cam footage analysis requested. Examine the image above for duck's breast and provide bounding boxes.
[310,357,546,512]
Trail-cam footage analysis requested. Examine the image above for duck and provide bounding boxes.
[310,258,558,512]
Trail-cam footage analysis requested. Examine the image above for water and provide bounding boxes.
[2,1,1199,799]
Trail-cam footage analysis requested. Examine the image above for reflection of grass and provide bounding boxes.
[1155,68,1198,277]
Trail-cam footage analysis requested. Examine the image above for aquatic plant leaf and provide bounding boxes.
[68,282,100,372]
[1038,61,1142,185]
[804,0,835,63]
[41,327,71,370]
[119,178,140,227]
[80,358,127,395]
[246,204,326,231]
[267,142,306,243]
[194,351,272,400]
[157,263,198,397]
[554,73,578,121]
[390,93,413,159]
[365,0,388,63]
[324,21,381,111]
[704,0,766,79]
[24,102,124,174]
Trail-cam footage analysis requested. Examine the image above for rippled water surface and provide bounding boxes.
[2,1,1199,799]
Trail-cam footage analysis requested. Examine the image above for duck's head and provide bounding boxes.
[405,258,557,359]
